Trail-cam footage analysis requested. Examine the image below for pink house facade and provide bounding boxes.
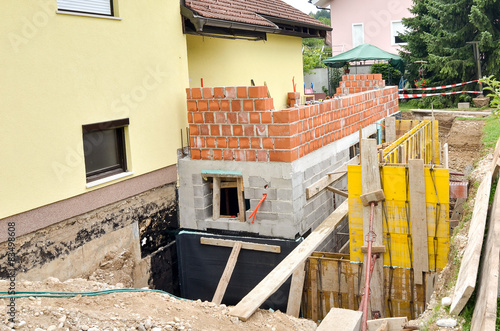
[312,0,413,55]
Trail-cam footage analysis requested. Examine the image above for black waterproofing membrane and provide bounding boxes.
[176,231,301,311]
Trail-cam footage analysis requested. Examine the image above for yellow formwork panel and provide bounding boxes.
[348,165,449,270]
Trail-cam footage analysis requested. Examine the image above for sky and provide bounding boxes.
[282,0,319,14]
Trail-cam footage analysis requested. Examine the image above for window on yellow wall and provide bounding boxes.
[57,0,114,16]
[82,119,128,183]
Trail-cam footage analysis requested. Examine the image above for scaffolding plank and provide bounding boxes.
[409,159,428,285]
[200,237,281,253]
[450,171,492,315]
[212,242,242,305]
[361,139,385,317]
[286,261,306,318]
[306,156,359,199]
[229,200,349,321]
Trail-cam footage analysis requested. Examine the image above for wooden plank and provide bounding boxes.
[306,156,359,199]
[409,159,428,285]
[449,171,492,314]
[200,237,281,253]
[229,200,349,321]
[317,308,362,331]
[470,176,500,330]
[236,178,245,222]
[326,186,348,197]
[367,317,408,331]
[360,189,385,206]
[212,177,221,220]
[385,116,396,143]
[286,261,306,317]
[212,242,242,305]
[361,139,385,318]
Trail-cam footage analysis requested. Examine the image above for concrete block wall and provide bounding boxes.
[335,74,386,96]
[186,79,398,163]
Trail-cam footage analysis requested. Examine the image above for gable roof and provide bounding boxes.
[182,0,331,38]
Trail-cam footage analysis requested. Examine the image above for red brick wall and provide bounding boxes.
[186,76,398,163]
[335,74,385,96]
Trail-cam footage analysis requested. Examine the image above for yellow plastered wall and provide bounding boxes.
[186,34,304,110]
[0,0,189,218]
[348,165,449,270]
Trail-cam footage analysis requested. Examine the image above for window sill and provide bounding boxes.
[56,10,122,20]
[86,171,134,188]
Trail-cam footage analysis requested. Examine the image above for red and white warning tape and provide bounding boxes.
[399,80,479,91]
[398,91,483,99]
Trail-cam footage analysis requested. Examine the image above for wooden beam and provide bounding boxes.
[385,117,396,143]
[409,159,428,285]
[326,186,348,197]
[286,261,306,317]
[450,171,492,314]
[306,156,359,199]
[200,237,281,253]
[212,242,242,305]
[229,200,349,321]
[360,139,385,318]
[316,308,362,331]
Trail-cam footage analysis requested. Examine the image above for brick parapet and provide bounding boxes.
[187,81,398,162]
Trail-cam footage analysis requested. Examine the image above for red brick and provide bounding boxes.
[233,125,243,136]
[209,100,220,111]
[237,87,247,98]
[257,150,268,161]
[222,125,231,136]
[246,150,256,161]
[234,150,245,161]
[206,137,216,148]
[249,113,260,123]
[261,112,272,123]
[213,149,223,160]
[240,137,250,149]
[244,125,255,136]
[198,100,208,112]
[225,87,236,99]
[203,87,213,99]
[249,86,268,98]
[262,137,273,149]
[191,148,201,159]
[187,100,197,112]
[251,138,261,149]
[214,87,225,98]
[201,149,211,160]
[238,112,250,124]
[228,137,239,148]
[255,125,267,136]
[255,98,274,111]
[221,100,231,111]
[210,125,220,136]
[204,112,214,123]
[227,112,237,124]
[193,113,204,123]
[223,149,234,160]
[216,112,226,124]
[189,124,198,135]
[269,150,293,162]
[231,100,242,112]
[188,113,193,124]
[191,88,202,99]
[243,100,254,111]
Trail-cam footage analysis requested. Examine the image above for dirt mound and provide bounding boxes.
[0,278,317,331]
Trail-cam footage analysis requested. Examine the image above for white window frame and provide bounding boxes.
[352,23,365,48]
[391,20,407,46]
[57,0,115,17]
